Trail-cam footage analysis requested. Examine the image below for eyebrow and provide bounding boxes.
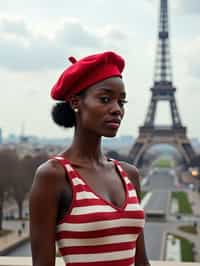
[96,88,126,98]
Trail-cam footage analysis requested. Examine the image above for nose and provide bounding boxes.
[110,100,123,116]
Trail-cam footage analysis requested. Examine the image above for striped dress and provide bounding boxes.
[54,156,145,266]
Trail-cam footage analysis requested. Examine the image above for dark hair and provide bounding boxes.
[51,102,75,128]
[51,90,86,128]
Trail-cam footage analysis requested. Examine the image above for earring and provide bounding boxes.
[74,108,79,113]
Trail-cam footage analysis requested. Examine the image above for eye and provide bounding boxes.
[100,96,111,104]
[118,99,128,107]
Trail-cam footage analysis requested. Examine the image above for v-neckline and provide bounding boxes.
[67,158,129,212]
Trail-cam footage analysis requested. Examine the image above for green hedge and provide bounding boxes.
[177,235,193,262]
[168,234,193,262]
[171,192,193,214]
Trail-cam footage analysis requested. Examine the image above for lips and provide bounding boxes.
[105,118,121,124]
[105,118,121,129]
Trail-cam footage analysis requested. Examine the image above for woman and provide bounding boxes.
[29,51,150,266]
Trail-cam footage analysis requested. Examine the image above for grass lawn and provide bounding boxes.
[171,191,193,214]
[175,235,194,262]
[178,225,198,235]
[141,191,147,200]
[0,229,12,237]
[153,159,174,168]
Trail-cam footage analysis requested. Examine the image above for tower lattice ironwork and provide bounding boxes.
[129,0,196,167]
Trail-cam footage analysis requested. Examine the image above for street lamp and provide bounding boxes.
[191,168,198,177]
[190,167,200,193]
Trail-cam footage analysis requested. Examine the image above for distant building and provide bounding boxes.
[102,135,135,156]
[0,128,2,144]
[6,133,19,143]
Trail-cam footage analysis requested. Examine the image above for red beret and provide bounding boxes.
[51,51,125,101]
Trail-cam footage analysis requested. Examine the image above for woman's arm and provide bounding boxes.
[29,160,64,266]
[120,161,151,266]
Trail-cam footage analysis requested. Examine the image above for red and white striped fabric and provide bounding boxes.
[54,156,145,266]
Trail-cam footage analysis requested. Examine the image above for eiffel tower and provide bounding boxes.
[129,0,196,167]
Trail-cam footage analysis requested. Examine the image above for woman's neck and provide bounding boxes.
[65,129,106,166]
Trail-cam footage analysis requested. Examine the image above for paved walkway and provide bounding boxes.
[188,191,200,217]
[0,220,29,255]
[164,188,200,262]
[164,223,200,262]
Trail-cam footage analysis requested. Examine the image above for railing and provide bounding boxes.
[0,257,199,266]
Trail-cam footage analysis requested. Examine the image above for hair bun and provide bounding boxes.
[51,102,75,128]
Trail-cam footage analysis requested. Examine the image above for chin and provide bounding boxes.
[103,131,118,138]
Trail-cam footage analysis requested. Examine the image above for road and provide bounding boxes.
[142,168,176,191]
[144,222,166,260]
[8,241,31,256]
[141,167,177,259]
[144,190,169,215]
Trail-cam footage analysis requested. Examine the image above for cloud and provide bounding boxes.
[102,26,127,42]
[56,21,101,49]
[0,17,128,71]
[0,17,29,36]
[177,0,200,14]
[184,37,200,78]
[146,0,200,14]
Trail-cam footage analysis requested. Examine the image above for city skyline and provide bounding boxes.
[0,0,200,139]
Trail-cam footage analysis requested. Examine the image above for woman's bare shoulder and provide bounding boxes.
[119,161,141,198]
[31,158,66,192]
[119,161,140,183]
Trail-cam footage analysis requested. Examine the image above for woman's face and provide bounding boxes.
[77,77,127,138]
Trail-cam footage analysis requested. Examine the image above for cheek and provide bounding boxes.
[119,107,125,119]
[80,105,105,126]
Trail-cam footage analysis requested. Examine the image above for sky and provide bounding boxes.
[0,0,200,139]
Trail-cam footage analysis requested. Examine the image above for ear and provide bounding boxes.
[69,94,81,110]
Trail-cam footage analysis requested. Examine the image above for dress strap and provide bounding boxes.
[108,158,127,177]
[52,156,75,180]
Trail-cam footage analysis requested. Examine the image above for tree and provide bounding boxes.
[0,148,18,230]
[10,152,49,219]
[10,155,32,219]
